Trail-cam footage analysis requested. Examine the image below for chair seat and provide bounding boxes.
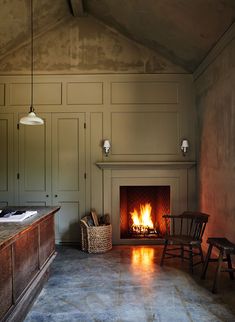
[167,235,201,246]
[207,237,235,254]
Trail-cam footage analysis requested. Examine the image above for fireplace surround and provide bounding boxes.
[97,161,196,245]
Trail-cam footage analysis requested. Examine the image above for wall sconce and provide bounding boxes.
[103,139,111,157]
[181,139,189,156]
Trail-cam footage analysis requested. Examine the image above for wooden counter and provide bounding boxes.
[0,206,60,322]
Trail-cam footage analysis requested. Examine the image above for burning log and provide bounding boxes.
[130,225,161,237]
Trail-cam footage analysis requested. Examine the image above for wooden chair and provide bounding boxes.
[160,211,209,273]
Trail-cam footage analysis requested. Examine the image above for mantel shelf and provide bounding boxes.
[96,161,196,170]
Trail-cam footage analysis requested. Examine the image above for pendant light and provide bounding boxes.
[20,0,44,125]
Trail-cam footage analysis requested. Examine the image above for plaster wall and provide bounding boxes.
[195,38,235,243]
[0,15,185,74]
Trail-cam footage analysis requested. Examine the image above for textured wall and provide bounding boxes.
[195,39,235,242]
[0,0,70,60]
[0,15,185,74]
[86,0,235,72]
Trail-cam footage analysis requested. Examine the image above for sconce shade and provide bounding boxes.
[103,140,111,149]
[103,139,111,156]
[181,139,189,156]
[181,139,189,149]
[20,111,44,125]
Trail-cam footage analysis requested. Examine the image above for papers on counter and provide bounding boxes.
[0,210,37,222]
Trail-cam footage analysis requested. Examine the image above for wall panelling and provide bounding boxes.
[0,73,196,243]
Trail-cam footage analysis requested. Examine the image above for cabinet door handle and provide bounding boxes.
[54,194,58,198]
[46,194,49,197]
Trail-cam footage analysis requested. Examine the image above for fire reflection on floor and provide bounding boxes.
[131,247,156,283]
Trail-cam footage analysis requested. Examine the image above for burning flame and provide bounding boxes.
[130,203,154,229]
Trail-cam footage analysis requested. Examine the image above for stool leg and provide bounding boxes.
[212,250,223,294]
[226,254,234,280]
[201,244,213,279]
[160,240,168,266]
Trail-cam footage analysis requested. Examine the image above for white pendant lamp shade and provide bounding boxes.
[20,110,44,125]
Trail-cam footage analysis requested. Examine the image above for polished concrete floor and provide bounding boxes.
[25,245,235,322]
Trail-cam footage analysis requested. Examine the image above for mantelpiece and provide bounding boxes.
[96,161,196,170]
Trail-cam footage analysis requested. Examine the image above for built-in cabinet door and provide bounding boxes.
[52,113,85,243]
[0,114,14,207]
[18,113,51,206]
[18,112,86,243]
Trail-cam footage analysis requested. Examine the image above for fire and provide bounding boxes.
[130,203,154,234]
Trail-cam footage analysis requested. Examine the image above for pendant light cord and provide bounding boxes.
[19,0,44,125]
[30,0,34,113]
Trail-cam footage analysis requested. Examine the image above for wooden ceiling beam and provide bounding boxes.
[70,0,86,17]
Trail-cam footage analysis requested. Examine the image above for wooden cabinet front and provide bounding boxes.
[13,226,39,300]
[39,214,55,268]
[0,208,59,321]
[0,246,12,320]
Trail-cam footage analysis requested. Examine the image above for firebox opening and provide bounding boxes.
[120,186,170,239]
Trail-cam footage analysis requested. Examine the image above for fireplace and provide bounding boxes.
[96,161,195,245]
[120,186,170,239]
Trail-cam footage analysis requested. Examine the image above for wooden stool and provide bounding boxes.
[201,237,235,293]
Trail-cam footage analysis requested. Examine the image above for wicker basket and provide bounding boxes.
[80,217,112,253]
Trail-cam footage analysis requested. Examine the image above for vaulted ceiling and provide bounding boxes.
[1,0,235,72]
[85,0,235,72]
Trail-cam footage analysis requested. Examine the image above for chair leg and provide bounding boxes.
[199,245,204,263]
[181,245,184,261]
[160,240,168,266]
[201,244,213,280]
[189,245,193,274]
[226,254,234,280]
[212,250,223,293]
